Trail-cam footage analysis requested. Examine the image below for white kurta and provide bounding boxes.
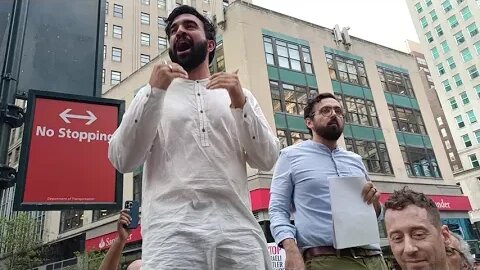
[109,78,280,270]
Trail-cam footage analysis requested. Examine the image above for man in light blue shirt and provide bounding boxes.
[269,93,388,270]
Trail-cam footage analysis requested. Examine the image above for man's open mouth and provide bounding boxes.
[175,39,193,56]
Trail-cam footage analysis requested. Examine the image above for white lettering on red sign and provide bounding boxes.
[35,125,112,143]
[435,199,451,209]
[97,233,134,249]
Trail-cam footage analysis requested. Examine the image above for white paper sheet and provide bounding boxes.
[328,176,380,249]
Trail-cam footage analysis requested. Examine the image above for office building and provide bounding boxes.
[406,0,480,235]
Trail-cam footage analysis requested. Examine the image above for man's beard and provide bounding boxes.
[169,39,208,72]
[313,121,344,141]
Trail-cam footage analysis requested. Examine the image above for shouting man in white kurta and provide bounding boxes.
[108,5,280,270]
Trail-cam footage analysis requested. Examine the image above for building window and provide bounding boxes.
[157,0,166,9]
[335,94,379,127]
[466,66,479,81]
[435,25,444,37]
[420,17,428,28]
[431,47,439,59]
[448,15,459,28]
[476,85,480,98]
[158,16,167,28]
[270,80,318,115]
[102,69,105,84]
[460,48,473,62]
[158,36,167,51]
[425,0,432,6]
[460,91,470,105]
[262,36,313,74]
[416,57,428,66]
[454,31,465,45]
[474,130,480,143]
[437,117,443,126]
[142,0,150,5]
[209,41,225,73]
[415,2,423,13]
[113,4,123,18]
[467,23,479,37]
[92,209,116,222]
[442,0,452,12]
[447,57,456,69]
[440,41,449,52]
[429,9,438,21]
[140,54,150,67]
[276,129,311,148]
[449,97,458,109]
[469,154,479,168]
[441,128,447,137]
[453,74,463,86]
[133,171,142,204]
[111,70,121,85]
[113,25,122,39]
[400,146,441,178]
[425,32,434,43]
[345,139,393,174]
[449,152,456,161]
[59,210,83,233]
[326,53,369,87]
[475,41,480,55]
[103,45,106,59]
[378,67,415,97]
[141,12,150,25]
[467,110,477,124]
[442,79,452,91]
[456,115,465,128]
[460,6,472,20]
[104,23,109,36]
[462,134,472,147]
[426,74,433,83]
[437,63,446,75]
[105,1,109,14]
[445,140,451,149]
[13,146,20,164]
[141,33,150,46]
[389,105,427,135]
[111,47,122,62]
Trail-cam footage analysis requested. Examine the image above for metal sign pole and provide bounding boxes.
[0,0,28,189]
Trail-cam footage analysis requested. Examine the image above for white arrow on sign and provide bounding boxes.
[59,109,97,125]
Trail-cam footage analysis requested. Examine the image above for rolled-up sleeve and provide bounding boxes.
[231,89,280,171]
[108,84,166,173]
[269,150,296,246]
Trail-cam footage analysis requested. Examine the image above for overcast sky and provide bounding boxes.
[251,0,420,53]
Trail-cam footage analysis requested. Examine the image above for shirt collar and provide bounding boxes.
[307,139,340,153]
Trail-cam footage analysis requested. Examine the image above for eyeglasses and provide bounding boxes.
[312,106,344,117]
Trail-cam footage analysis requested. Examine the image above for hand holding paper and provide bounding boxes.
[328,176,381,249]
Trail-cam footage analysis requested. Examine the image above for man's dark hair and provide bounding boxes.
[385,187,442,228]
[165,5,216,64]
[303,92,338,135]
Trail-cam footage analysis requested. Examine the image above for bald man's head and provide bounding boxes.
[127,259,142,270]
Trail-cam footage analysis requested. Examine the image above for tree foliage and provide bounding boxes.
[63,250,105,270]
[0,213,43,270]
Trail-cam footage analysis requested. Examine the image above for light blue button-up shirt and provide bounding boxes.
[269,139,381,251]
